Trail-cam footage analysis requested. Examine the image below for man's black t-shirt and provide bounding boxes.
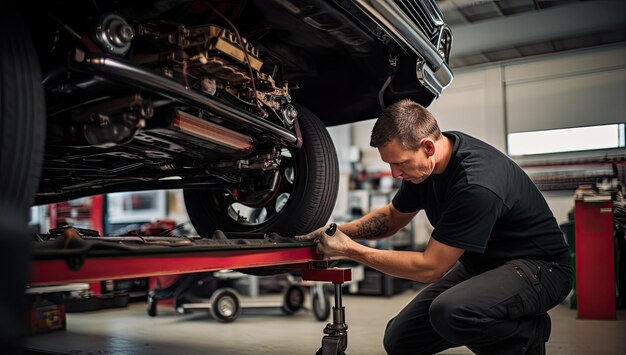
[392,131,569,275]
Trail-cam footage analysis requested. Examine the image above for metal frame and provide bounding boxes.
[31,241,353,354]
[31,246,352,285]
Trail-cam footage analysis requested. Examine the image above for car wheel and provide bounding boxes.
[0,11,45,353]
[209,288,242,323]
[184,103,339,236]
[0,11,45,215]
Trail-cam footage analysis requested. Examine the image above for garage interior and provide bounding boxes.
[20,0,626,354]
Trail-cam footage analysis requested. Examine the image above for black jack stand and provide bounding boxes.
[316,283,348,355]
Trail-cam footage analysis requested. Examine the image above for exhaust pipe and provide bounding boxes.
[81,55,299,148]
[172,110,255,153]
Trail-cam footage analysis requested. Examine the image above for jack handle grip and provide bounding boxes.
[325,223,337,236]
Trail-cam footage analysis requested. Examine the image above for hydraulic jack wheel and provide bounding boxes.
[316,283,348,355]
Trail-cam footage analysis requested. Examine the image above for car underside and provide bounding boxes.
[2,0,452,236]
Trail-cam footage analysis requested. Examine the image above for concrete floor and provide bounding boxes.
[25,290,626,355]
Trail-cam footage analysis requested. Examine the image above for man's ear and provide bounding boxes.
[422,138,436,156]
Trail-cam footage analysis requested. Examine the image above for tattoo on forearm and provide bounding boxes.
[355,214,390,240]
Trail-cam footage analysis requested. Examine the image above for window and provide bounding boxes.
[507,123,625,156]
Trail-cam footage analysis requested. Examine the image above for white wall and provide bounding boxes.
[351,119,384,172]
[504,44,626,132]
[327,124,353,219]
[543,191,576,225]
[428,66,506,151]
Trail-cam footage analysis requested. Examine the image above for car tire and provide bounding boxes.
[0,10,45,353]
[183,103,339,237]
[0,11,45,215]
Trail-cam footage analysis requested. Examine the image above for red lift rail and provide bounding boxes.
[29,227,352,354]
[32,245,310,285]
[30,226,351,285]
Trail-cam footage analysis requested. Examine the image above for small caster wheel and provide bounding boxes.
[315,348,346,355]
[209,288,242,323]
[281,285,305,315]
[312,286,330,321]
[147,297,157,317]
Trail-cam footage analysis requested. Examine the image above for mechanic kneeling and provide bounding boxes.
[297,99,571,355]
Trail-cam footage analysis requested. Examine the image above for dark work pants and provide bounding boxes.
[383,260,572,355]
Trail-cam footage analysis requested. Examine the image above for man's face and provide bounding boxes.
[378,138,434,184]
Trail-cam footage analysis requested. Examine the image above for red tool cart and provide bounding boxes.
[574,189,616,320]
[49,195,104,232]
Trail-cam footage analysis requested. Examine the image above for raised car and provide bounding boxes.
[0,0,452,236]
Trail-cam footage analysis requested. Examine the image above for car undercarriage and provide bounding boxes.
[2,0,452,236]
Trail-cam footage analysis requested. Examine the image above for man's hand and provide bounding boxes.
[294,225,330,242]
[295,224,357,258]
[314,228,356,258]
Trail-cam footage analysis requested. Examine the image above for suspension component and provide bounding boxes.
[281,104,298,129]
[94,13,134,56]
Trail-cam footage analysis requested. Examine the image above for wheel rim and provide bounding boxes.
[220,149,299,228]
[217,296,237,317]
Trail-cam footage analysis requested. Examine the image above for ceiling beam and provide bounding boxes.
[450,0,626,57]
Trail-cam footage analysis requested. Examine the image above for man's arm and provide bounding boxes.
[295,203,416,242]
[340,203,417,240]
[317,232,464,283]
